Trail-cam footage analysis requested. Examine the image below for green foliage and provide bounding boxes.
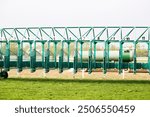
[110,44,119,50]
[10,43,18,55]
[0,78,150,100]
[136,44,148,57]
[1,43,18,55]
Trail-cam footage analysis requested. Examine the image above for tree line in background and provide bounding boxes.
[0,43,148,57]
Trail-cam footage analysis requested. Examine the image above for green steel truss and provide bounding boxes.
[0,26,150,74]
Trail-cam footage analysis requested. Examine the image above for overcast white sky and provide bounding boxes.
[0,0,150,27]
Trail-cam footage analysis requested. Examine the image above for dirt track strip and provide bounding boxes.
[7,69,150,80]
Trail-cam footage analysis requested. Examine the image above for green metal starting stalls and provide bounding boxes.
[0,26,150,78]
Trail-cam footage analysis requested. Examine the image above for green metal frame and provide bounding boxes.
[0,26,150,74]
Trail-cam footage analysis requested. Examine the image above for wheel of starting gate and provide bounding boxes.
[1,71,8,79]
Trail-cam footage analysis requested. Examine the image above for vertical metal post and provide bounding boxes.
[107,41,110,69]
[0,28,2,60]
[61,41,64,71]
[119,41,123,74]
[30,41,36,72]
[34,41,36,66]
[67,41,70,68]
[88,41,92,74]
[45,41,50,72]
[93,41,97,69]
[148,41,150,74]
[42,41,45,68]
[104,40,109,74]
[18,41,21,56]
[119,28,123,74]
[0,28,1,39]
[103,41,106,74]
[30,41,32,56]
[106,28,110,70]
[148,28,150,74]
[4,41,10,71]
[103,28,109,74]
[0,28,2,72]
[54,42,57,68]
[29,41,32,70]
[30,41,35,72]
[59,41,63,73]
[48,41,50,68]
[79,28,83,68]
[17,40,23,72]
[73,41,78,73]
[133,41,137,74]
[80,41,83,68]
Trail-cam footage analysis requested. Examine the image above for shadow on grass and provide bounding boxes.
[3,78,150,84]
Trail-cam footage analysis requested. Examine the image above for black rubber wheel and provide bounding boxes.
[1,71,8,79]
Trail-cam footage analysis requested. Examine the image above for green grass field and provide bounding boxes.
[0,78,150,100]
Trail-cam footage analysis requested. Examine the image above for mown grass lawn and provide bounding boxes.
[0,78,150,100]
